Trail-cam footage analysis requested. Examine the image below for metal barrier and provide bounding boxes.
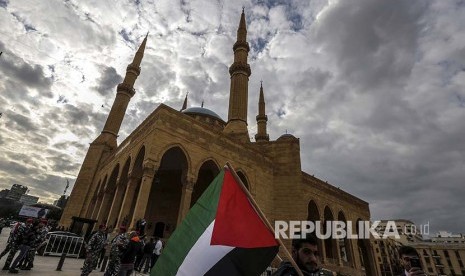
[43,233,84,258]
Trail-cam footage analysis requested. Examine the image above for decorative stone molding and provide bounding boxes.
[256,114,268,121]
[142,158,158,177]
[233,41,250,52]
[229,62,251,77]
[126,64,141,76]
[117,83,136,97]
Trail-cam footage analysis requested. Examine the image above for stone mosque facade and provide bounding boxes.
[61,11,378,275]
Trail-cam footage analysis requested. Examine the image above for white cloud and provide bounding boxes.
[0,0,464,234]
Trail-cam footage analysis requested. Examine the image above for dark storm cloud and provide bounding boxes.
[0,0,463,235]
[94,66,123,96]
[0,159,36,175]
[0,41,53,93]
[53,140,86,152]
[4,112,38,132]
[0,0,8,8]
[63,104,91,126]
[314,0,427,92]
[27,174,72,198]
[47,154,81,174]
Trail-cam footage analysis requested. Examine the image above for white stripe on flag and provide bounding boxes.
[176,220,234,276]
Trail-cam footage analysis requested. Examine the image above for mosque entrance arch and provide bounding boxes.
[144,147,187,238]
[154,222,165,238]
[190,160,220,207]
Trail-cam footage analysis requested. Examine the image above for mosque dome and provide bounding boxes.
[182,107,223,121]
[181,107,226,130]
[277,133,297,141]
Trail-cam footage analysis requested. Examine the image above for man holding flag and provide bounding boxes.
[152,164,292,276]
[272,234,334,276]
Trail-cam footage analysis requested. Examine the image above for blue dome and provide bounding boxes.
[277,133,297,140]
[182,107,223,121]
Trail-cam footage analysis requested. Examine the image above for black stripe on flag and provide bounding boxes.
[204,246,279,276]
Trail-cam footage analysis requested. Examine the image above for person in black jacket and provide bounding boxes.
[119,231,142,276]
[138,237,155,273]
[272,233,333,276]
[8,220,38,274]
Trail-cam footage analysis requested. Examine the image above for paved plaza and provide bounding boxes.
[0,229,148,276]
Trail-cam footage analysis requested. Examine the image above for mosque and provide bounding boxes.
[60,10,378,275]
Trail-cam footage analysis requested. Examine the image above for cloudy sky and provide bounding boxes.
[0,0,464,234]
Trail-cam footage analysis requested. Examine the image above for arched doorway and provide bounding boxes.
[86,179,102,218]
[145,147,187,238]
[307,200,323,256]
[154,222,165,238]
[91,175,107,219]
[126,147,145,226]
[338,211,353,266]
[96,164,120,226]
[117,147,145,228]
[356,219,375,275]
[323,206,337,261]
[190,160,220,207]
[107,158,130,228]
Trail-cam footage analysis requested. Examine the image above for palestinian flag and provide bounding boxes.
[152,168,279,276]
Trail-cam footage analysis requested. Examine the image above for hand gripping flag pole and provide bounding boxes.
[225,162,304,276]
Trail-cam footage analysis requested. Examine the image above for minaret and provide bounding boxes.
[60,35,148,227]
[180,92,188,111]
[255,81,269,142]
[95,34,148,149]
[223,9,251,141]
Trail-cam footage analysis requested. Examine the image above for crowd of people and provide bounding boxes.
[0,217,163,275]
[1,217,427,276]
[81,221,163,276]
[0,218,49,273]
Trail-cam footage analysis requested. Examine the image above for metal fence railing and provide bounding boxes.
[43,233,84,258]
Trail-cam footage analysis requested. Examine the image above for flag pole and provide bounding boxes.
[225,162,304,276]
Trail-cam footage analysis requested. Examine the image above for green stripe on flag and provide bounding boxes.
[151,169,225,276]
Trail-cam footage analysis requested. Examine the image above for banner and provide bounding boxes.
[19,205,49,218]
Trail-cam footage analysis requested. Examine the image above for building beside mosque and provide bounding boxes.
[60,10,377,275]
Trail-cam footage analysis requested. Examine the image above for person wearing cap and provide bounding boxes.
[81,224,107,276]
[0,221,20,262]
[8,219,38,273]
[2,219,33,271]
[119,231,143,276]
[20,220,48,270]
[104,226,128,276]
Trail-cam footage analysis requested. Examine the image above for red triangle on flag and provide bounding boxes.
[211,170,278,248]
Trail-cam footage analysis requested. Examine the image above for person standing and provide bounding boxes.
[2,219,32,271]
[138,237,155,273]
[8,219,38,273]
[104,226,128,276]
[119,231,142,276]
[20,220,48,270]
[151,236,163,269]
[0,221,21,261]
[272,233,333,276]
[81,224,107,276]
